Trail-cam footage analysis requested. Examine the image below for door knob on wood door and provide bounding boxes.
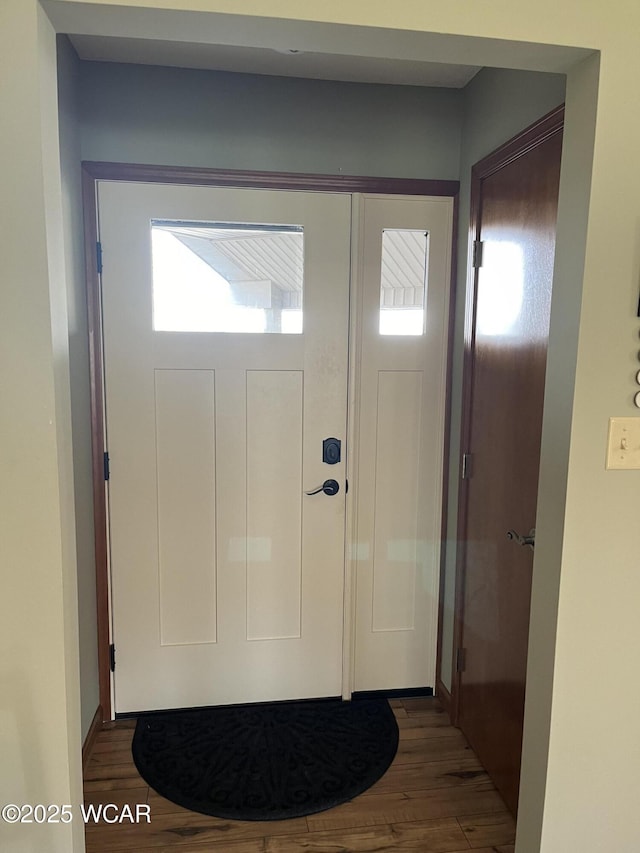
[506,528,535,549]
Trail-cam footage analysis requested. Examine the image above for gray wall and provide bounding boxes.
[439,67,567,691]
[57,36,99,741]
[79,61,463,178]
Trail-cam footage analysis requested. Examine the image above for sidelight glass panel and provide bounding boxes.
[379,229,428,335]
[151,220,304,333]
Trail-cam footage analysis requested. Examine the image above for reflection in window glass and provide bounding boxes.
[151,221,304,333]
[379,229,428,336]
[476,241,524,336]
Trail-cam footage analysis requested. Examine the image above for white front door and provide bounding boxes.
[99,182,351,713]
[99,181,453,714]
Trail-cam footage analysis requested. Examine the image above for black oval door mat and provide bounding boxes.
[132,697,399,821]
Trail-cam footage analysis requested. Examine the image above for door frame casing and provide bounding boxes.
[448,105,565,725]
[81,161,459,721]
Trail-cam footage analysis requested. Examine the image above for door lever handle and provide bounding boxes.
[506,528,535,549]
[305,479,340,496]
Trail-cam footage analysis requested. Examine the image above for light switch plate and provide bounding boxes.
[606,417,640,469]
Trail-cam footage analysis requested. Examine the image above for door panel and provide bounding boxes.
[457,125,563,815]
[155,367,217,646]
[99,182,351,712]
[372,370,423,633]
[246,369,303,641]
[353,195,453,692]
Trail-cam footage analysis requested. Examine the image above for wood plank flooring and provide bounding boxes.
[83,698,515,852]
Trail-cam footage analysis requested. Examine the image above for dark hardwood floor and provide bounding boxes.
[83,697,515,852]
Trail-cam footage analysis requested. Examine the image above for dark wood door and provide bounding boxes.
[456,110,563,817]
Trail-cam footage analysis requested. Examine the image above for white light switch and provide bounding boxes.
[606,417,640,469]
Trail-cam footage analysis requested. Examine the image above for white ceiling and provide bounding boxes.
[69,34,482,89]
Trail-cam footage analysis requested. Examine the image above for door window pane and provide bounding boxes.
[379,229,428,335]
[151,221,304,333]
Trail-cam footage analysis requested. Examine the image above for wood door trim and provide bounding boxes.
[83,161,459,197]
[81,704,104,769]
[434,192,459,708]
[435,678,452,716]
[83,162,460,721]
[449,105,564,725]
[470,104,564,183]
[83,166,112,723]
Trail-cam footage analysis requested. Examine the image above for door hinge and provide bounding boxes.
[103,451,110,481]
[96,241,103,275]
[461,452,472,480]
[456,647,466,673]
[472,239,484,269]
[109,644,116,672]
